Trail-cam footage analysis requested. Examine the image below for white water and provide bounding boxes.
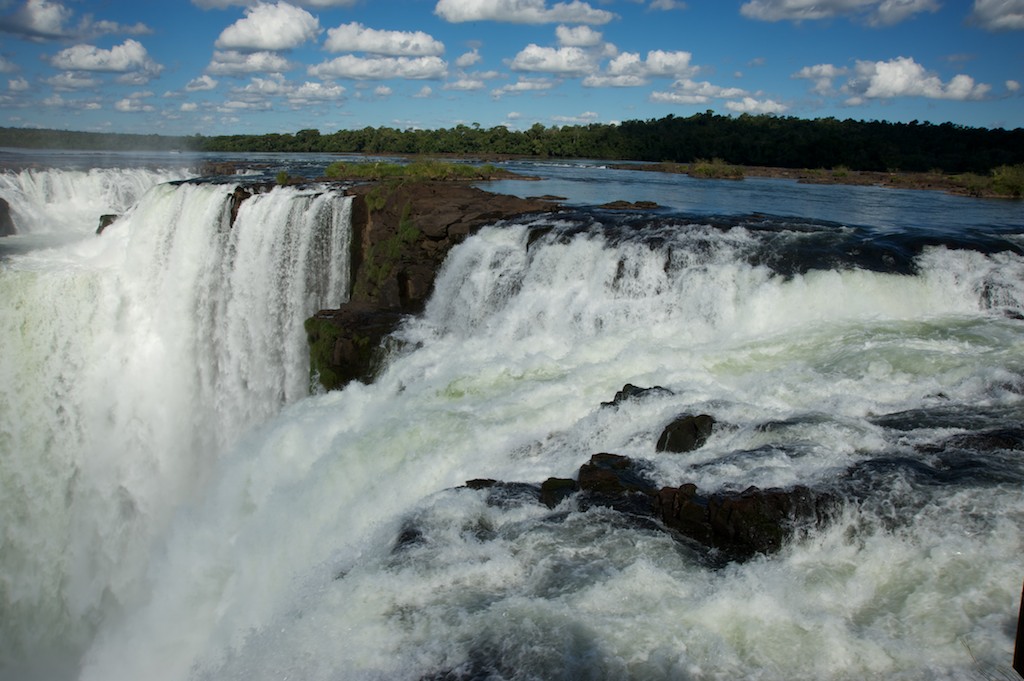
[2,169,1023,680]
[74,219,1024,680]
[0,179,352,680]
[0,167,193,236]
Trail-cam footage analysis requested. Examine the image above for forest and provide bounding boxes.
[2,112,1023,174]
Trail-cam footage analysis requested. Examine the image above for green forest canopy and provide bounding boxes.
[2,112,1022,174]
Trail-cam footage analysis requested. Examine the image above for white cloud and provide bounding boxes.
[740,0,939,25]
[193,0,357,7]
[48,39,163,84]
[725,96,787,113]
[1008,79,1021,92]
[207,50,294,75]
[793,63,849,94]
[186,74,219,91]
[0,56,19,73]
[291,81,345,100]
[0,0,152,40]
[374,85,392,97]
[555,24,603,46]
[435,0,614,25]
[455,49,482,67]
[552,110,598,123]
[649,0,686,9]
[50,39,160,74]
[308,55,448,80]
[650,77,748,103]
[969,0,1024,30]
[491,77,554,97]
[845,56,991,100]
[215,1,321,51]
[414,85,433,97]
[584,49,696,86]
[180,102,199,112]
[8,77,29,91]
[324,22,444,56]
[444,77,485,90]
[508,44,596,75]
[115,92,155,113]
[44,71,100,89]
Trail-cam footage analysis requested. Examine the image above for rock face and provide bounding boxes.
[0,197,16,236]
[307,181,559,391]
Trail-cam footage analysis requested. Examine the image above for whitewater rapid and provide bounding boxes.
[0,173,352,680]
[2,162,1022,681]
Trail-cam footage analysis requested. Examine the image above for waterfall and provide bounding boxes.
[0,180,352,679]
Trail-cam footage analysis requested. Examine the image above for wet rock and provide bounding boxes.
[96,214,118,235]
[601,383,673,407]
[0,197,15,236]
[308,182,560,391]
[656,413,715,453]
[539,477,578,509]
[597,200,660,210]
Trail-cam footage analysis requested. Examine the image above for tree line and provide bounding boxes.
[3,112,1022,174]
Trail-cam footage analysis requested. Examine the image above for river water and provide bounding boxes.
[1,151,1022,681]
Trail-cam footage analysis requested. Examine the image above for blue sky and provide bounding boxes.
[0,0,1021,136]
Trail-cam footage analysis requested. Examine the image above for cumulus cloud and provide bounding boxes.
[583,49,696,86]
[413,85,433,97]
[8,76,29,91]
[44,71,100,89]
[0,56,18,72]
[435,0,614,25]
[0,0,151,40]
[215,2,321,51]
[207,49,294,75]
[1008,79,1021,92]
[308,55,447,80]
[49,39,163,83]
[845,56,991,101]
[555,24,603,46]
[969,0,1024,30]
[186,74,219,91]
[792,63,849,93]
[324,22,444,56]
[508,44,596,75]
[741,0,939,26]
[115,91,156,112]
[724,96,787,113]
[455,49,482,67]
[552,110,598,124]
[649,0,686,9]
[444,77,485,90]
[650,77,747,103]
[491,77,554,97]
[193,0,357,7]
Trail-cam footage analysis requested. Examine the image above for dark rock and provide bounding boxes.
[305,305,406,390]
[539,477,578,508]
[576,453,657,517]
[656,414,715,453]
[597,200,660,210]
[96,214,118,235]
[308,182,560,391]
[601,383,673,407]
[0,197,15,236]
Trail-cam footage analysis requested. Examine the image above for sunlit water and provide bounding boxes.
[1,154,1022,681]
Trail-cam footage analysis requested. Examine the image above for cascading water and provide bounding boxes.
[0,179,352,680]
[3,158,1023,681]
[0,167,193,236]
[72,213,1024,681]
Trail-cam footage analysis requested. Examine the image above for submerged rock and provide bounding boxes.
[656,413,716,453]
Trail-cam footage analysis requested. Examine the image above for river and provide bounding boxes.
[1,150,1022,680]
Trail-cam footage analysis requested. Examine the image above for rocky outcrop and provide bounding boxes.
[0,197,15,236]
[96,214,118,235]
[308,181,559,391]
[656,413,716,453]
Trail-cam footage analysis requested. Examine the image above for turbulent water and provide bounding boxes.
[1,155,1022,681]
